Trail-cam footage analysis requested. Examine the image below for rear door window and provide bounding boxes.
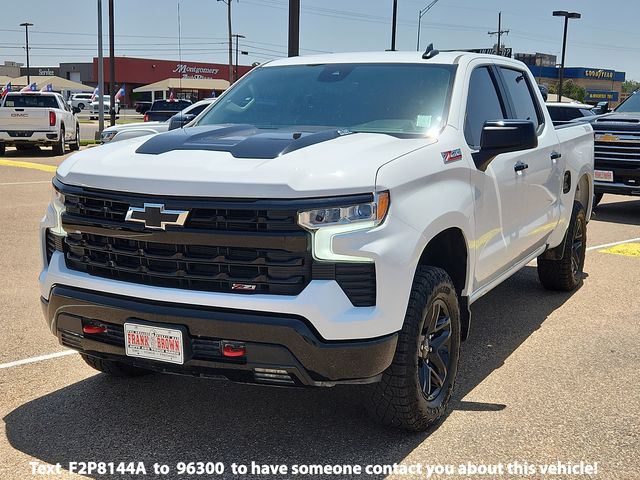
[499,68,544,129]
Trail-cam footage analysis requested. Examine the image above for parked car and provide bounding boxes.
[167,98,216,130]
[68,93,94,111]
[134,101,152,114]
[0,91,80,155]
[41,51,594,431]
[89,99,121,120]
[100,99,216,143]
[546,102,595,126]
[143,99,191,122]
[587,90,640,206]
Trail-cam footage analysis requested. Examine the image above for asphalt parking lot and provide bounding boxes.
[0,147,638,479]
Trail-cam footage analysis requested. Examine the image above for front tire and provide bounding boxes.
[80,353,151,377]
[78,103,85,110]
[367,266,461,431]
[52,126,66,156]
[537,201,587,291]
[0,143,5,156]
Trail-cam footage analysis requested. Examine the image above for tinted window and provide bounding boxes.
[500,68,542,129]
[464,67,505,148]
[187,103,208,116]
[3,94,59,108]
[198,64,455,135]
[616,92,640,113]
[579,108,594,117]
[151,100,191,111]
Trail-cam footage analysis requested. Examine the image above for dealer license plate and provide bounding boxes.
[594,170,614,182]
[124,323,184,365]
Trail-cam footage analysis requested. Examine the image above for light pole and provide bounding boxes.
[553,10,581,103]
[391,0,398,51]
[19,22,33,84]
[417,0,440,51]
[97,0,105,133]
[232,34,245,83]
[217,0,234,84]
[288,0,300,57]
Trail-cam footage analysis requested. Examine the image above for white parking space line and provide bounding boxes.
[0,350,76,370]
[0,180,52,186]
[586,237,640,252]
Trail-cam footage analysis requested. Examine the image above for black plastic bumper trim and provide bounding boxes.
[41,286,396,386]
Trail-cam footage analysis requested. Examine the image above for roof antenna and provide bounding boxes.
[422,43,439,60]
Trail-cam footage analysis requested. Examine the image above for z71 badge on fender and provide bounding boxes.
[442,148,463,163]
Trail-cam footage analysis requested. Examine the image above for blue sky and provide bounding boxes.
[1,0,639,80]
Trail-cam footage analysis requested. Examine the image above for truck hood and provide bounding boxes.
[57,126,436,197]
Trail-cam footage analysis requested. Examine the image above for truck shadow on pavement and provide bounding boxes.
[591,199,640,226]
[4,267,577,479]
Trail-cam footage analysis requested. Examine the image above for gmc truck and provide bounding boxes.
[40,51,594,431]
[589,91,640,205]
[0,92,80,156]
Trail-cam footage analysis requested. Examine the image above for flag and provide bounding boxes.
[40,84,53,92]
[20,82,37,92]
[90,86,99,102]
[0,82,11,98]
[168,89,175,101]
[115,84,125,101]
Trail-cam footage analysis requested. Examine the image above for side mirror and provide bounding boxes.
[72,107,81,115]
[168,113,196,131]
[473,120,538,171]
[594,101,610,115]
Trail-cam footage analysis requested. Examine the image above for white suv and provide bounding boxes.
[68,93,94,111]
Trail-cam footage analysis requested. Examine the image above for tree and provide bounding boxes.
[622,80,640,94]
[549,80,585,102]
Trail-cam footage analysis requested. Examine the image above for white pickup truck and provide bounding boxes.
[0,92,80,155]
[39,50,594,431]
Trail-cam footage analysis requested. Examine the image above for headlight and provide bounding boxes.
[298,191,389,229]
[50,186,66,237]
[101,130,117,143]
[298,192,389,262]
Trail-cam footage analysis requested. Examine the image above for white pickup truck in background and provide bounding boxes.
[0,92,80,156]
[40,50,594,431]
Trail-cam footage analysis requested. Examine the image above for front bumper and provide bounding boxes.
[42,285,397,387]
[594,180,640,196]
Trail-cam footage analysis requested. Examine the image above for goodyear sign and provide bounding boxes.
[584,69,615,80]
[585,90,619,102]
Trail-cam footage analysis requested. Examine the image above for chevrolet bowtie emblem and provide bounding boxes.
[125,203,189,230]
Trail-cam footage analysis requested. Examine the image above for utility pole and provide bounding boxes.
[391,0,398,51]
[288,0,300,57]
[108,0,115,126]
[97,0,104,133]
[217,0,234,84]
[19,22,33,84]
[232,34,245,83]
[553,11,581,102]
[488,12,509,56]
[417,1,440,51]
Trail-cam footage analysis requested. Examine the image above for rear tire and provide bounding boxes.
[0,143,4,156]
[367,266,461,431]
[80,353,151,377]
[537,201,587,291]
[52,126,66,156]
[78,102,85,110]
[69,124,80,151]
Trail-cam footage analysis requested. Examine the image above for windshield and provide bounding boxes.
[3,94,58,108]
[616,92,640,113]
[197,63,455,134]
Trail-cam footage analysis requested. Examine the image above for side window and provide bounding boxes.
[464,67,506,149]
[499,67,543,129]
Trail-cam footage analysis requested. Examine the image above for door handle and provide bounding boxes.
[514,161,529,172]
[550,151,562,160]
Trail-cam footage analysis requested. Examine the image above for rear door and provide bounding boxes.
[496,66,562,257]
